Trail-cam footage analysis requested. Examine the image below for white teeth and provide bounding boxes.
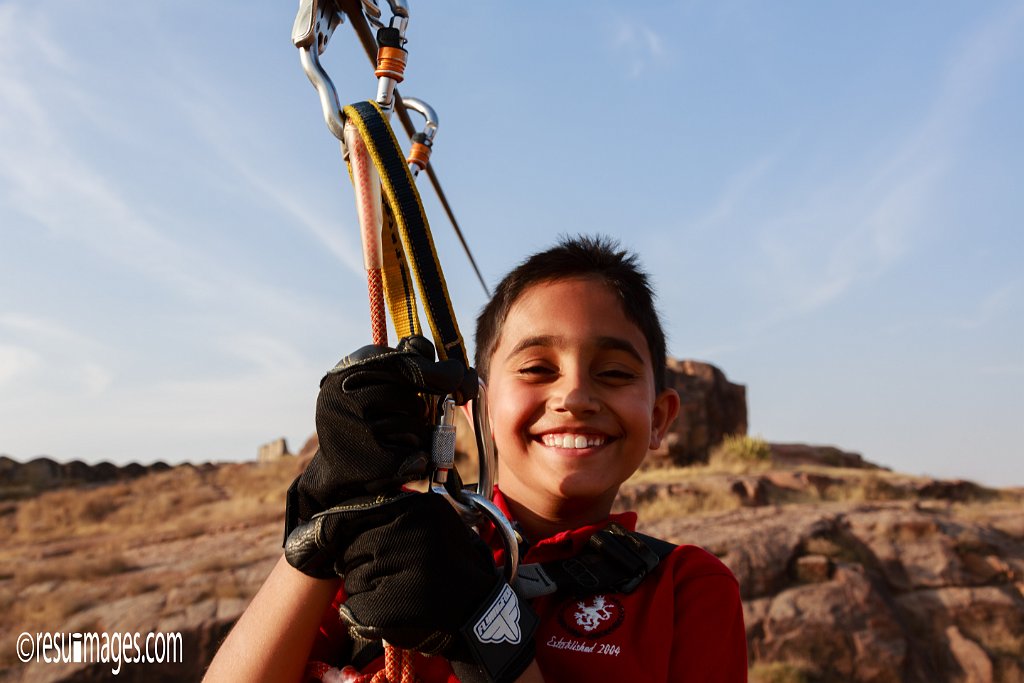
[541,434,606,449]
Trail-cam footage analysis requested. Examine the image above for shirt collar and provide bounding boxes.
[489,487,638,564]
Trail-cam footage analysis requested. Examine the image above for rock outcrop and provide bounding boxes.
[256,437,291,462]
[3,454,1021,682]
[649,358,748,467]
[634,474,1024,682]
[0,456,172,501]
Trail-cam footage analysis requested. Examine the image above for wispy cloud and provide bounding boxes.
[608,16,669,79]
[945,282,1019,330]
[0,344,41,386]
[737,3,1024,323]
[0,3,352,333]
[170,88,365,277]
[687,156,776,238]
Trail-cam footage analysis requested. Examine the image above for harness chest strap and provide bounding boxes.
[345,524,676,672]
[514,523,677,600]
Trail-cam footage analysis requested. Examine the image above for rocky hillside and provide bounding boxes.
[1,447,1021,683]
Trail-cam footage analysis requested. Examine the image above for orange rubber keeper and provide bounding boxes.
[375,47,408,82]
[407,142,431,171]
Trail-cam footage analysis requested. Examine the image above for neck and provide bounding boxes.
[499,488,617,543]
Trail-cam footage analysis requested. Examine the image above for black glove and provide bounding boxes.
[284,336,477,577]
[337,493,538,683]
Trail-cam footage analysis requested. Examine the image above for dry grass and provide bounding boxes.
[15,553,138,585]
[708,435,773,471]
[9,459,296,544]
[634,488,743,522]
[1,456,295,666]
[749,661,812,683]
[817,471,907,503]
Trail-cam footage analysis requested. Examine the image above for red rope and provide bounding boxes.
[306,643,417,683]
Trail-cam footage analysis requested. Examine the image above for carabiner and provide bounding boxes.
[363,0,410,113]
[401,97,438,177]
[292,0,347,141]
[430,388,517,582]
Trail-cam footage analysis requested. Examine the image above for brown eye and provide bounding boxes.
[597,365,639,384]
[601,370,635,379]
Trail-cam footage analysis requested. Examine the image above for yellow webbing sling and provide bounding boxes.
[342,100,469,368]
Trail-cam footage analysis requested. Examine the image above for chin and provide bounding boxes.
[553,474,621,503]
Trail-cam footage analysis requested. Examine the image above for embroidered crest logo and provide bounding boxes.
[558,594,625,639]
[474,584,522,644]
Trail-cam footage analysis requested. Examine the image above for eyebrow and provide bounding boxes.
[506,335,645,365]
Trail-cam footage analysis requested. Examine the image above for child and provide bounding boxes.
[205,235,747,682]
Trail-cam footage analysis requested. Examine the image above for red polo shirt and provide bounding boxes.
[308,490,747,682]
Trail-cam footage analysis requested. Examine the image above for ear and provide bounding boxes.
[649,388,680,450]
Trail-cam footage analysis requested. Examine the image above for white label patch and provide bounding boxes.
[574,595,615,632]
[473,584,522,645]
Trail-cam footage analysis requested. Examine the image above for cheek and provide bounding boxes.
[486,383,531,444]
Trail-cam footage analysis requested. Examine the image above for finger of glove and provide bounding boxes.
[315,385,428,454]
[350,356,466,399]
[395,334,436,361]
[296,444,425,517]
[326,344,430,389]
[285,492,419,578]
[328,343,400,377]
[396,335,477,403]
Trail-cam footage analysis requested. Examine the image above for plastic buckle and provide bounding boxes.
[590,523,660,594]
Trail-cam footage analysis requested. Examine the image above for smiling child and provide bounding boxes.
[205,235,747,683]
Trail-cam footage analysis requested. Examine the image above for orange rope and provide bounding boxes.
[305,644,417,683]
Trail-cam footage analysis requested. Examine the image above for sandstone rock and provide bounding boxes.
[640,494,1024,682]
[648,358,747,467]
[795,554,833,583]
[0,456,172,501]
[769,443,879,470]
[755,564,906,682]
[945,625,994,683]
[643,504,843,598]
[256,438,290,462]
[6,447,1023,683]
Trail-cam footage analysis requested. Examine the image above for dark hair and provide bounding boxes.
[474,235,668,392]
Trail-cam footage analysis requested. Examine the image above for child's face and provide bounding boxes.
[486,277,679,514]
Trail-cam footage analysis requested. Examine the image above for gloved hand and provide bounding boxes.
[283,336,477,578]
[337,493,538,683]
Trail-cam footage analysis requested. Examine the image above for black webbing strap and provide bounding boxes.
[514,523,676,599]
[341,100,469,367]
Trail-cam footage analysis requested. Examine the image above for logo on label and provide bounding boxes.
[474,584,522,645]
[559,595,625,639]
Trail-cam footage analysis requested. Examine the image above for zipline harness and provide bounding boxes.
[290,3,676,681]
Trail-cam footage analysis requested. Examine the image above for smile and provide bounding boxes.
[540,434,607,449]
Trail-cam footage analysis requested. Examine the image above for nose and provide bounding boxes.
[554,371,600,415]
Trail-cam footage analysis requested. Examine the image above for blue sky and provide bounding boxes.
[1,2,1022,486]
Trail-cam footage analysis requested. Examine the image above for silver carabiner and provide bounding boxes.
[292,0,346,142]
[430,386,517,582]
[361,0,409,40]
[401,97,438,177]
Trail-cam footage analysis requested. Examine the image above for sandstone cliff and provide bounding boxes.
[1,451,1021,682]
